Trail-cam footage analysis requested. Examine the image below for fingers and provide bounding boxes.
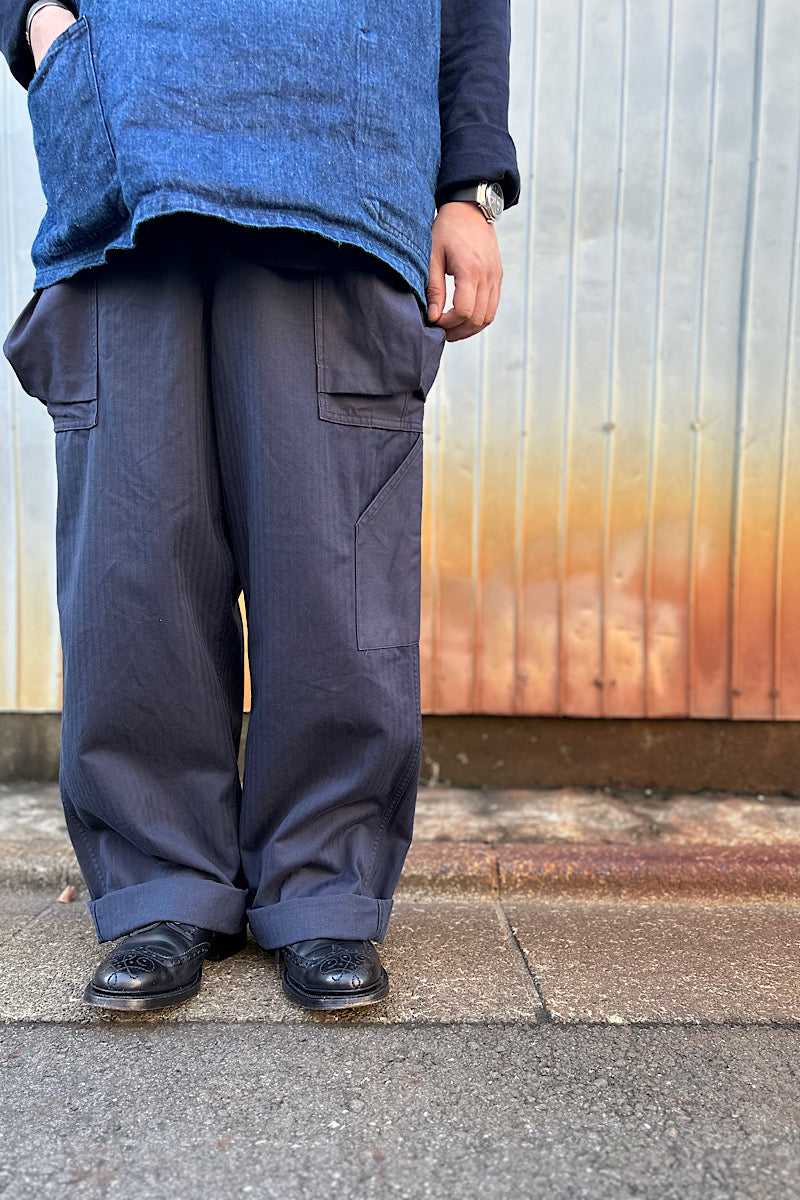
[438,272,487,341]
[437,267,480,337]
[427,203,504,340]
[438,264,503,342]
[485,277,501,327]
[426,244,447,324]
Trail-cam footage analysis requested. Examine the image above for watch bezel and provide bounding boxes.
[481,182,505,220]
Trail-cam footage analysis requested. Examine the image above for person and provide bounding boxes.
[1,0,520,1012]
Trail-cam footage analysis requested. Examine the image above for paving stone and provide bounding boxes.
[6,784,800,897]
[0,836,82,891]
[0,888,56,942]
[414,786,800,845]
[627,793,800,845]
[413,786,654,842]
[0,782,63,836]
[0,895,542,1025]
[505,898,800,1024]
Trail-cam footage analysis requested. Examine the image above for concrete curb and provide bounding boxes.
[401,842,800,901]
[494,842,800,901]
[5,836,800,902]
[0,837,82,892]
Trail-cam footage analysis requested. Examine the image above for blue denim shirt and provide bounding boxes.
[23,0,445,306]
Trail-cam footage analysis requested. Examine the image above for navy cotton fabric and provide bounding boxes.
[3,215,446,946]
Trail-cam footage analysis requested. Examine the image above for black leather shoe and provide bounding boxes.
[84,920,247,1012]
[278,938,389,1010]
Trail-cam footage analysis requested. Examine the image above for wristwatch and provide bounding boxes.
[440,182,505,223]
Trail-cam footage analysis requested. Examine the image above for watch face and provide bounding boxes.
[487,182,505,219]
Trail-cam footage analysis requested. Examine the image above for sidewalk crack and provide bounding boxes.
[493,898,552,1022]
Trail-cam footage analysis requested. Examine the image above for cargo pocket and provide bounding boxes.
[313,270,446,432]
[27,15,128,265]
[312,268,443,649]
[3,276,98,431]
[355,432,424,650]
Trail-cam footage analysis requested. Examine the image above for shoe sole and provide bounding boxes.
[83,970,204,1012]
[281,967,390,1011]
[82,929,248,1012]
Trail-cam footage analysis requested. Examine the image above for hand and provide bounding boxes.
[29,5,76,70]
[426,202,503,342]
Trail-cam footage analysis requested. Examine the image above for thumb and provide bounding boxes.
[426,245,447,323]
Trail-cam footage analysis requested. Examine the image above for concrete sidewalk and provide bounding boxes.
[3,885,800,1026]
[2,783,800,1026]
[4,785,800,1199]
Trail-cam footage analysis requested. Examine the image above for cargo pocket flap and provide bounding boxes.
[3,277,98,430]
[314,270,446,407]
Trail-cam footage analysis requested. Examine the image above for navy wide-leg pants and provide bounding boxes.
[4,216,445,947]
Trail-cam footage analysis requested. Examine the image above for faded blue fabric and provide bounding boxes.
[25,0,442,305]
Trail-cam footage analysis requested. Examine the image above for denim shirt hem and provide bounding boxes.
[31,193,431,309]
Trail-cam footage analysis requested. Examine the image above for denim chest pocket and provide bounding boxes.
[3,276,98,432]
[313,270,446,650]
[27,16,127,264]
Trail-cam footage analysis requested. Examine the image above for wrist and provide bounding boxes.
[25,1,75,51]
[437,182,505,223]
[437,200,494,227]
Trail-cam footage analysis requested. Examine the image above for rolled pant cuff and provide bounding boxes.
[247,894,393,950]
[88,877,248,943]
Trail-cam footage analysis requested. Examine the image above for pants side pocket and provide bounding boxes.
[355,432,423,650]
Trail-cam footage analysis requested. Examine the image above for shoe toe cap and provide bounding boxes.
[286,940,384,993]
[92,950,166,993]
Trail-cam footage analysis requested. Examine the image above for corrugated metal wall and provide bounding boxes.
[1,65,61,711]
[3,0,800,718]
[423,0,800,718]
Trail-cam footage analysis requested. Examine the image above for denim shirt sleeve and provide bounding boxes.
[437,0,521,211]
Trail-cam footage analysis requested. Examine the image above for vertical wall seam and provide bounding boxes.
[557,0,586,715]
[428,354,442,710]
[729,0,766,718]
[643,0,676,716]
[687,0,721,716]
[1,69,22,708]
[600,0,628,716]
[771,73,800,719]
[513,0,539,715]
[471,329,485,712]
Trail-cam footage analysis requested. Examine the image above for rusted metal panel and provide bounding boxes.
[423,0,800,718]
[687,0,753,717]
